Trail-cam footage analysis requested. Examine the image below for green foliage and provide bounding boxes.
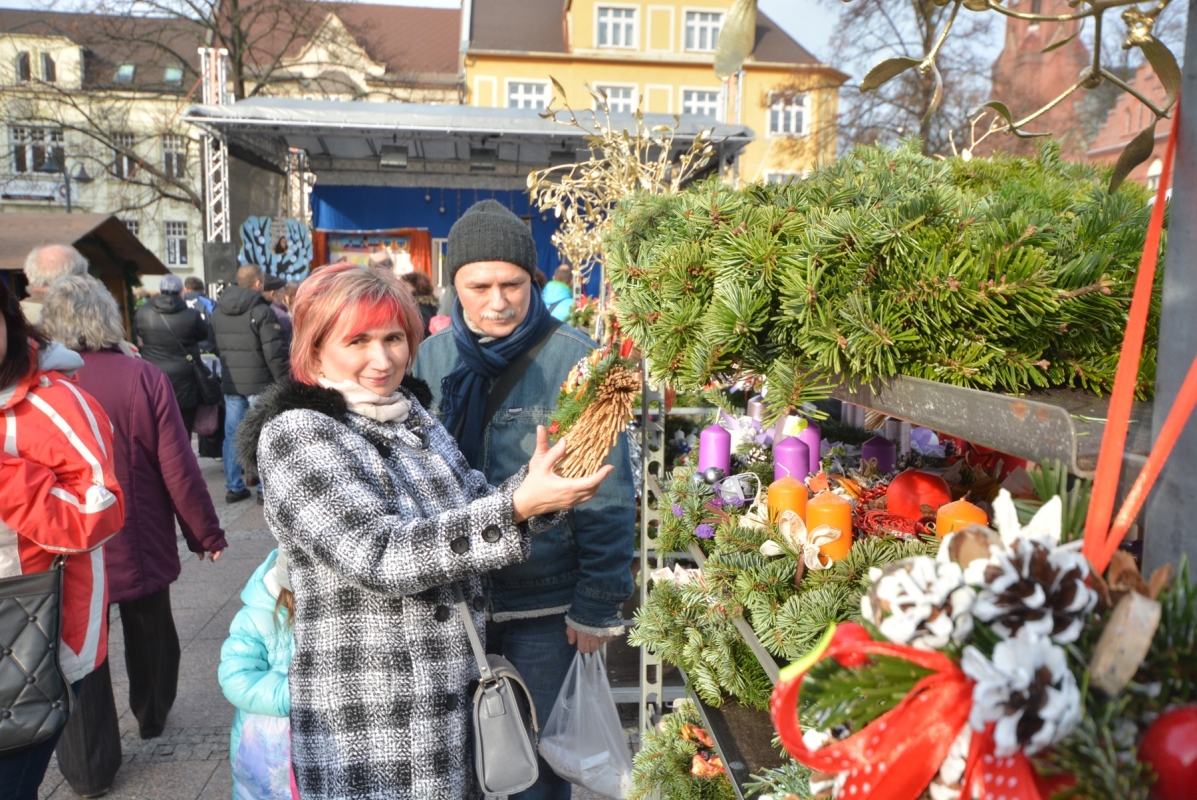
[630,701,737,800]
[1014,459,1092,542]
[743,760,813,799]
[607,141,1160,406]
[548,351,638,440]
[800,654,933,734]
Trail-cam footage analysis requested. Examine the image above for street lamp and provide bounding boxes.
[37,153,93,213]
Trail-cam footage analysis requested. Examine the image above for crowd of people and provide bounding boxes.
[0,201,633,800]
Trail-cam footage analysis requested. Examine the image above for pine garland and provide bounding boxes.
[630,700,736,800]
[606,141,1160,404]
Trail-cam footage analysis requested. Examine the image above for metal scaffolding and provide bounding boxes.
[199,47,231,243]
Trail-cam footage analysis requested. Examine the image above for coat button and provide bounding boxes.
[417,430,429,449]
[481,525,502,543]
[444,693,459,711]
[472,596,486,612]
[450,536,470,554]
[434,605,451,622]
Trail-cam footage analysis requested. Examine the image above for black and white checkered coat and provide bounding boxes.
[240,379,552,800]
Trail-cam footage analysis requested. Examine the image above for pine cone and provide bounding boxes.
[862,557,975,650]
[969,539,1097,644]
[961,627,1082,756]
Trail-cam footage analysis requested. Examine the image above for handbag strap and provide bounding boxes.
[152,307,200,365]
[453,583,494,684]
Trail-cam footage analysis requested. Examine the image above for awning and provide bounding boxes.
[0,213,169,277]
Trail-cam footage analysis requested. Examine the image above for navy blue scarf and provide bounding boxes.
[440,285,554,467]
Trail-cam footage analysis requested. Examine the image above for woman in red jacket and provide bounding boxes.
[0,278,124,799]
[41,276,228,742]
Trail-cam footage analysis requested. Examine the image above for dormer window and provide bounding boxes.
[114,64,135,84]
[164,66,183,84]
[41,53,56,83]
[597,7,637,49]
[17,52,31,82]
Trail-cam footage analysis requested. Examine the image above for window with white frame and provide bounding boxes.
[165,221,188,266]
[764,170,804,185]
[769,94,809,137]
[508,81,549,110]
[685,11,723,52]
[10,126,64,173]
[1146,158,1164,191]
[163,133,186,178]
[121,218,139,238]
[114,63,135,83]
[163,66,183,85]
[597,7,637,48]
[41,53,56,83]
[682,89,720,118]
[113,132,136,179]
[596,85,635,114]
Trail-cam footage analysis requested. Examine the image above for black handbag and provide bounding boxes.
[154,308,223,406]
[0,556,73,756]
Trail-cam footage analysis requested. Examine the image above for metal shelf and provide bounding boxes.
[831,376,1153,478]
[678,669,788,800]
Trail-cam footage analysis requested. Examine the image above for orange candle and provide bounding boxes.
[936,499,989,536]
[768,477,808,524]
[806,491,853,561]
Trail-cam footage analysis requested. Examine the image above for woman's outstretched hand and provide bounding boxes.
[511,426,614,523]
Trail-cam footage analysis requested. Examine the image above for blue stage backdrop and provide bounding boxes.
[310,185,601,296]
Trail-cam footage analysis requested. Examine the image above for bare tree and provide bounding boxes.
[822,0,994,155]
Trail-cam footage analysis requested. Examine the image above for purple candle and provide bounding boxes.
[861,435,897,475]
[774,435,811,481]
[698,423,732,473]
[798,421,822,477]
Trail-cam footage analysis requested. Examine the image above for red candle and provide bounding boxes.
[935,499,988,536]
[806,491,853,561]
[768,477,808,524]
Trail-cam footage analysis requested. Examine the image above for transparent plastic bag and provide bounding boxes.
[233,713,296,800]
[538,651,633,799]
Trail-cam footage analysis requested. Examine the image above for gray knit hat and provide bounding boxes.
[446,200,537,285]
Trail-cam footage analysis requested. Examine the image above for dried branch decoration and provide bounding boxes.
[527,81,717,286]
[549,346,641,478]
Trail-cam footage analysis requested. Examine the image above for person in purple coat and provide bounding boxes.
[41,275,229,739]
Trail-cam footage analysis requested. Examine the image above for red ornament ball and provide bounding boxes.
[830,622,872,668]
[1140,706,1197,800]
[885,470,952,523]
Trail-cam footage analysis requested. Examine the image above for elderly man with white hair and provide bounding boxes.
[21,243,89,323]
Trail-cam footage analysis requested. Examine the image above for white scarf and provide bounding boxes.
[319,378,412,423]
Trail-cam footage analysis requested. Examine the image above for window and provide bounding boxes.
[508,81,549,110]
[596,85,635,114]
[682,89,720,118]
[10,126,63,174]
[597,7,637,48]
[122,219,139,238]
[163,66,183,84]
[163,133,186,178]
[41,53,55,83]
[1146,158,1164,191]
[113,132,136,179]
[769,94,809,137]
[1030,0,1042,12]
[165,221,188,266]
[16,52,30,82]
[764,171,804,185]
[114,64,135,83]
[685,11,723,52]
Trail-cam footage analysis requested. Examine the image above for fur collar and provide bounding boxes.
[236,375,432,479]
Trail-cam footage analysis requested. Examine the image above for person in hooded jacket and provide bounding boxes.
[0,278,125,799]
[135,274,211,434]
[209,264,289,504]
[42,275,229,743]
[218,548,295,800]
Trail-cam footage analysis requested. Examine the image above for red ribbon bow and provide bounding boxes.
[769,623,1043,800]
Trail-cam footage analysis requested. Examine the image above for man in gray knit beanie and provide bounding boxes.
[411,200,636,800]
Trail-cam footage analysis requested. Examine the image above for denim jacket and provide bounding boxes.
[411,324,636,635]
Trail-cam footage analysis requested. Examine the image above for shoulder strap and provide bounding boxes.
[153,308,198,365]
[481,318,562,431]
[453,583,494,683]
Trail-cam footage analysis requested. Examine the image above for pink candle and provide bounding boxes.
[698,423,731,473]
[799,421,822,477]
[774,436,811,481]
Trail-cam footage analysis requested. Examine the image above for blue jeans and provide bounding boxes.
[487,614,575,800]
[222,393,258,494]
[0,680,84,800]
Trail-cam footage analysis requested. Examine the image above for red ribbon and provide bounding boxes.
[770,626,1043,800]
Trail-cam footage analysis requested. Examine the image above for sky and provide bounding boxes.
[0,0,844,67]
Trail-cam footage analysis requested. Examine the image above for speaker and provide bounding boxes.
[203,241,240,284]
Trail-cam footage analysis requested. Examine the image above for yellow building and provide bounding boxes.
[462,0,847,182]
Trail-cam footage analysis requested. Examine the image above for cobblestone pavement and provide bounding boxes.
[36,453,613,800]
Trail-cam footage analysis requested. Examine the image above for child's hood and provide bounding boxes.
[241,549,281,611]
